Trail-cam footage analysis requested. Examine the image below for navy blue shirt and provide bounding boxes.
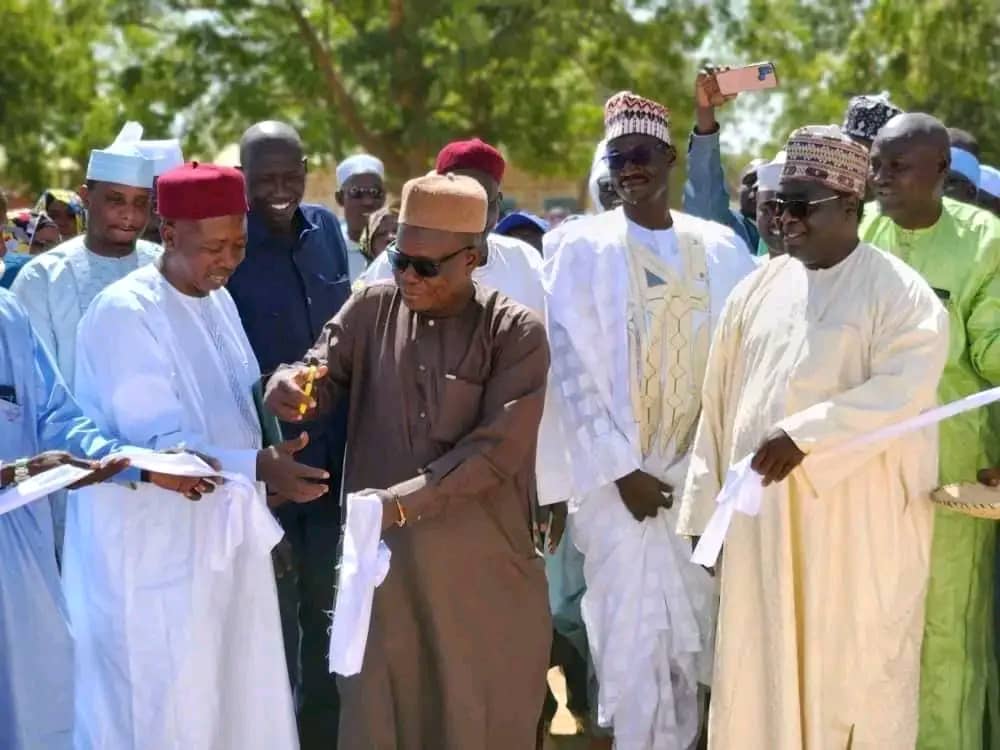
[228,203,351,485]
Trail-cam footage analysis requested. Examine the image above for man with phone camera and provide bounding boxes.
[683,65,775,256]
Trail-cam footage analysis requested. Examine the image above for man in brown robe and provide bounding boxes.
[265,172,552,749]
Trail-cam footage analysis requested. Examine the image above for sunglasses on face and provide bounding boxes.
[387,243,476,278]
[774,195,840,220]
[346,186,385,201]
[604,142,670,171]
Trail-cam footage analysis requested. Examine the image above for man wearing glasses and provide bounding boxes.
[679,125,948,749]
[334,154,386,280]
[227,120,351,750]
[266,172,552,749]
[539,91,756,749]
[357,138,545,315]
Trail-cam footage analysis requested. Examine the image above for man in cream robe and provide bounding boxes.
[679,127,949,750]
[63,164,326,750]
[540,91,756,749]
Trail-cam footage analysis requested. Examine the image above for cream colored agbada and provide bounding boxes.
[679,243,948,749]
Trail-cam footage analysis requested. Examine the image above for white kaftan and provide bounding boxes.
[63,264,296,750]
[10,235,161,387]
[678,244,948,750]
[540,207,756,749]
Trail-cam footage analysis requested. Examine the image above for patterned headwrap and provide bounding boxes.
[604,91,671,146]
[842,93,903,141]
[34,188,85,233]
[359,202,400,262]
[782,125,870,198]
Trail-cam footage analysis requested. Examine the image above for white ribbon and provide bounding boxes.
[691,386,1000,567]
[108,448,283,571]
[328,492,392,676]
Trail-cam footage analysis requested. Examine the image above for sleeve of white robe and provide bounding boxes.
[74,295,258,480]
[777,274,949,495]
[10,258,58,369]
[677,288,741,537]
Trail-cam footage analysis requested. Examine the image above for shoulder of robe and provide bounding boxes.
[11,235,85,288]
[857,243,944,315]
[541,210,624,290]
[943,199,1000,257]
[341,278,397,321]
[489,233,543,272]
[82,269,161,330]
[0,288,31,330]
[478,287,546,346]
[135,240,164,261]
[299,202,340,229]
[673,210,753,259]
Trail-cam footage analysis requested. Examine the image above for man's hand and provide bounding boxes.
[694,66,737,134]
[751,430,806,486]
[978,468,1000,487]
[258,433,329,505]
[537,502,568,553]
[146,449,223,501]
[264,365,329,422]
[22,451,132,489]
[354,489,404,533]
[615,470,673,522]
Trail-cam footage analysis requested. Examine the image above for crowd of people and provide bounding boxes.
[0,66,999,750]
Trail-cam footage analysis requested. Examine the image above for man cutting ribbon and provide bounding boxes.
[677,125,950,750]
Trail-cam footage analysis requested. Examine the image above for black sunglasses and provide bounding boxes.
[604,143,670,171]
[774,195,840,220]
[346,186,385,201]
[387,243,476,278]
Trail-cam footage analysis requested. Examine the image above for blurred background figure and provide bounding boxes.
[335,154,386,279]
[33,188,85,240]
[358,201,399,264]
[496,210,549,255]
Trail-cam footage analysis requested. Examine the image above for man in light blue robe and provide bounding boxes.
[11,123,158,551]
[0,289,211,750]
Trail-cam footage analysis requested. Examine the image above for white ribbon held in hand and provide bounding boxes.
[328,492,392,676]
[691,385,1000,567]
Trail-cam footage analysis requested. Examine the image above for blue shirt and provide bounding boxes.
[1,253,31,289]
[0,289,137,750]
[682,129,760,252]
[227,204,351,483]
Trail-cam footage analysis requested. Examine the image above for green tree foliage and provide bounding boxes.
[0,0,712,191]
[719,0,1000,161]
[0,0,125,190]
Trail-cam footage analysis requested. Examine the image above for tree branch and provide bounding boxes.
[284,0,390,159]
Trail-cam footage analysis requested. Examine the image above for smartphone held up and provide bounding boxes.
[715,62,780,96]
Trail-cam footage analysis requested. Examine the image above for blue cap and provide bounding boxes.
[950,147,981,187]
[496,211,549,236]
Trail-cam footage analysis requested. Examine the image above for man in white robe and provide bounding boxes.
[540,91,756,749]
[356,138,545,314]
[64,163,331,750]
[12,122,160,388]
[11,124,160,551]
[678,126,949,749]
[0,288,219,750]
